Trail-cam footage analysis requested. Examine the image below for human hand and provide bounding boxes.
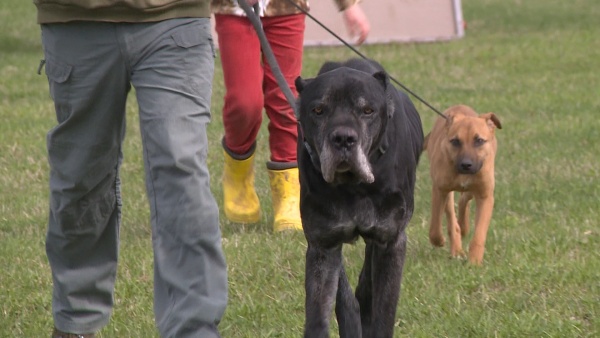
[342,3,370,45]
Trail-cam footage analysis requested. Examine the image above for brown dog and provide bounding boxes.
[423,105,501,265]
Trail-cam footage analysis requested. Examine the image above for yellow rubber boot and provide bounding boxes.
[268,167,302,232]
[222,149,261,223]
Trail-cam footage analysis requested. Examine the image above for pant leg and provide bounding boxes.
[127,18,228,338]
[42,22,129,334]
[215,14,264,155]
[262,14,305,163]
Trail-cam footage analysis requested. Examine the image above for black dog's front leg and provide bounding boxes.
[336,265,362,338]
[356,232,407,338]
[304,243,343,338]
[355,240,373,336]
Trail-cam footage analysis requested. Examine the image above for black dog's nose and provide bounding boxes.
[331,127,358,150]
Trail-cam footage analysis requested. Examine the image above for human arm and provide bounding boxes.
[341,2,370,45]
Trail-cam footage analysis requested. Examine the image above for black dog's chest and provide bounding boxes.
[303,190,404,245]
[336,196,378,227]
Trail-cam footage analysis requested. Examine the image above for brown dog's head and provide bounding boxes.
[444,106,502,175]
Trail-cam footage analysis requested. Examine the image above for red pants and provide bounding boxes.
[215,13,305,163]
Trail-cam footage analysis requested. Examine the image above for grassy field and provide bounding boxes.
[1,0,599,337]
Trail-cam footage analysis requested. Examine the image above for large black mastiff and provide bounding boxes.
[295,58,424,338]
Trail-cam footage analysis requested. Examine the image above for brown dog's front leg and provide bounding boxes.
[304,244,343,338]
[429,188,448,247]
[468,195,494,265]
[445,192,464,258]
[458,191,474,237]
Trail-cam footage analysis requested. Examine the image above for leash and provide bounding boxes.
[282,0,446,119]
[236,0,446,170]
[237,0,323,165]
[237,0,299,117]
[238,0,445,119]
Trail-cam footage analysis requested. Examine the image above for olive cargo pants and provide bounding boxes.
[41,18,227,337]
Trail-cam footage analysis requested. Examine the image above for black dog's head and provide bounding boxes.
[295,66,394,185]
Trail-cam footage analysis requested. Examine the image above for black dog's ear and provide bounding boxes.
[318,61,343,75]
[373,71,395,119]
[295,76,309,94]
[373,71,389,90]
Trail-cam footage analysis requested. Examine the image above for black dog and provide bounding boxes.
[295,58,423,338]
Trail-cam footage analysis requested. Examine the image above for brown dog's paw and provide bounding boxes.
[468,245,485,265]
[449,253,467,263]
[429,233,445,247]
[450,247,466,258]
[468,256,484,266]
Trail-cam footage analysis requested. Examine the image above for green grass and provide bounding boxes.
[1,0,599,336]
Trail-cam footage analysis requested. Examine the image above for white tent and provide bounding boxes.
[211,0,464,47]
[304,0,464,46]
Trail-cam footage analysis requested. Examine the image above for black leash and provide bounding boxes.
[236,0,443,167]
[237,0,299,117]
[237,0,445,119]
[237,0,321,162]
[283,0,446,119]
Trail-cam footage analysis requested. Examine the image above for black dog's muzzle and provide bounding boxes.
[330,126,358,151]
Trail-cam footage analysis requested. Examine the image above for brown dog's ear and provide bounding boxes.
[444,114,455,128]
[444,107,467,128]
[423,133,430,152]
[295,76,312,94]
[481,112,502,130]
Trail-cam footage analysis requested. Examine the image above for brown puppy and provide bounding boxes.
[424,105,501,265]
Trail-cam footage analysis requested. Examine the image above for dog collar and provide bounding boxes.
[303,141,319,166]
[298,121,322,171]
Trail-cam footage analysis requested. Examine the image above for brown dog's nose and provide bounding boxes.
[460,160,472,171]
[457,158,480,174]
[331,127,358,150]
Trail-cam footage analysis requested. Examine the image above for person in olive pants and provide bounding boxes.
[35,1,228,336]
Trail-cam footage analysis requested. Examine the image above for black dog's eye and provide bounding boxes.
[474,136,486,146]
[312,106,323,115]
[363,107,374,115]
[450,138,461,147]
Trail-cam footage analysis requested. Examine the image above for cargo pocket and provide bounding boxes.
[45,58,73,123]
[171,23,215,58]
[54,174,118,238]
[169,21,215,120]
